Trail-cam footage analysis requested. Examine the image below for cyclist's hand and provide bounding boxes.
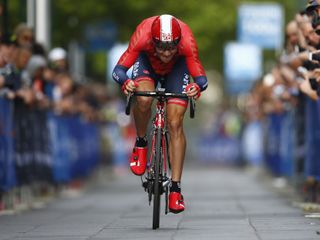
[122,79,138,95]
[185,83,201,100]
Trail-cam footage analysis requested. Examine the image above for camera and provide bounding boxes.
[312,14,320,29]
[309,52,320,62]
[308,78,320,96]
[0,66,15,89]
[311,12,320,36]
[309,78,318,90]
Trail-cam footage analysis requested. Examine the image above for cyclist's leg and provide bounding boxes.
[129,53,157,175]
[163,57,189,182]
[166,104,187,181]
[133,81,154,137]
[165,58,189,212]
[132,53,157,137]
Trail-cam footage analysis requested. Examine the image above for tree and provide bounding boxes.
[5,0,302,77]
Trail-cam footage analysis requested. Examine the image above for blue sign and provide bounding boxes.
[238,3,284,49]
[224,42,262,94]
[107,43,131,81]
[85,21,117,51]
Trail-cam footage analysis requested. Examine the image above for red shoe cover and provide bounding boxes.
[129,146,147,175]
[169,192,185,214]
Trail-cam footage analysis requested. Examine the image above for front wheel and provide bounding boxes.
[152,128,162,229]
[189,97,195,118]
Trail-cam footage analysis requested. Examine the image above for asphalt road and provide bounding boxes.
[0,166,319,240]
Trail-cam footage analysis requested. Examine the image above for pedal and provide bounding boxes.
[142,181,149,192]
[162,179,170,188]
[160,182,166,195]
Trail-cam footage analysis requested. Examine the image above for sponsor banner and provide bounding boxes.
[224,42,262,94]
[238,3,284,49]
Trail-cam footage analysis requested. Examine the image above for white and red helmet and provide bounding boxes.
[151,14,181,48]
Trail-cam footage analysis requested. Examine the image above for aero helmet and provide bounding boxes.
[151,14,181,49]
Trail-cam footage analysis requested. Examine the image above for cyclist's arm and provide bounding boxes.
[112,61,138,95]
[112,19,149,86]
[179,23,208,91]
[112,48,140,85]
[184,52,208,91]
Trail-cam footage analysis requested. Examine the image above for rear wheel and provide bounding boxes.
[152,128,161,229]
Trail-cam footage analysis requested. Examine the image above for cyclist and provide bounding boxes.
[112,14,208,213]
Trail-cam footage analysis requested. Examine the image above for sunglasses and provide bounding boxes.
[153,39,179,50]
[155,46,178,53]
[21,35,33,42]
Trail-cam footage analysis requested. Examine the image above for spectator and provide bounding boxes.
[26,55,50,108]
[0,38,16,94]
[48,47,68,73]
[53,73,75,114]
[12,23,33,48]
[285,20,299,53]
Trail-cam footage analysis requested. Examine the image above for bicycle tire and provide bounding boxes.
[125,94,133,115]
[165,132,171,170]
[190,98,195,119]
[152,128,161,229]
[164,131,170,214]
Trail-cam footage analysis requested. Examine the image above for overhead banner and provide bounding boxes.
[224,42,262,94]
[238,3,284,49]
[85,21,117,52]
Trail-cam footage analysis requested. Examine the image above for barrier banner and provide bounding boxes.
[0,98,16,191]
[197,134,241,164]
[1,100,101,187]
[30,108,52,183]
[279,110,294,177]
[242,121,263,166]
[49,113,72,183]
[265,113,284,175]
[49,113,100,183]
[305,99,320,180]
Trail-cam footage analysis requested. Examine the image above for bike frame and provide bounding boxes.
[149,99,169,175]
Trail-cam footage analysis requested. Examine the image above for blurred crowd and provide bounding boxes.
[242,0,320,202]
[0,22,136,212]
[0,23,108,122]
[244,7,320,119]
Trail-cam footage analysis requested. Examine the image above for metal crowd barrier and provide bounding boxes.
[0,96,101,195]
[265,110,295,177]
[0,97,16,192]
[48,113,100,183]
[304,98,320,181]
[264,96,320,191]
